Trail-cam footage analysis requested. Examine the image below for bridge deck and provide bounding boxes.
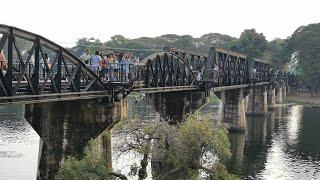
[213,82,270,92]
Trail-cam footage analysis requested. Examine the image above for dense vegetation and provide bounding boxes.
[56,116,238,179]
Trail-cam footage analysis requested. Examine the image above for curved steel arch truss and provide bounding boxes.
[0,24,104,98]
[133,52,199,89]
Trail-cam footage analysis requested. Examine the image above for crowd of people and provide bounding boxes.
[80,49,139,82]
[0,48,138,82]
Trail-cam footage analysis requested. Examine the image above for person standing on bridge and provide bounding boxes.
[0,50,7,75]
[41,53,51,79]
[80,49,91,65]
[251,67,257,84]
[122,52,132,82]
[91,51,101,76]
[213,64,220,84]
[107,51,115,81]
[99,52,108,81]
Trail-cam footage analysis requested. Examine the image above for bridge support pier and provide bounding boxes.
[267,86,276,108]
[283,86,287,99]
[246,86,268,116]
[276,86,283,104]
[217,89,246,132]
[147,92,207,122]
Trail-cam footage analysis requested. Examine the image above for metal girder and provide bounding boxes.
[12,43,36,95]
[135,52,198,89]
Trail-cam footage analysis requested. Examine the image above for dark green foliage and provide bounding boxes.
[285,23,320,82]
[144,116,237,179]
[56,116,238,179]
[263,38,289,67]
[229,29,267,59]
[55,139,113,180]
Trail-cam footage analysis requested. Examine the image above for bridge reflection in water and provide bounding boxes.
[2,93,320,179]
[228,106,287,176]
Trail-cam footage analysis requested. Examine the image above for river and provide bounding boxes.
[0,94,319,179]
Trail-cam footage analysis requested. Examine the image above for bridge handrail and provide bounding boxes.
[0,24,104,90]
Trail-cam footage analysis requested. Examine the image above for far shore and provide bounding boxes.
[286,90,320,107]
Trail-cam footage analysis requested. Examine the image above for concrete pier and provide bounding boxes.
[283,86,287,99]
[267,86,276,107]
[218,89,246,131]
[246,86,268,116]
[276,87,283,104]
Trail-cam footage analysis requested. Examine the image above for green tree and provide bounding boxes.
[285,23,320,84]
[263,38,289,67]
[56,116,238,179]
[230,29,267,59]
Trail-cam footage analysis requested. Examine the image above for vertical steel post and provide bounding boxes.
[34,37,40,94]
[204,47,216,81]
[57,48,62,93]
[7,28,13,96]
[190,55,195,70]
[74,66,81,91]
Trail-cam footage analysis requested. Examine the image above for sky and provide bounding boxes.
[1,0,319,47]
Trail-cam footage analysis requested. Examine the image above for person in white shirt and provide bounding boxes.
[80,49,91,65]
[41,53,51,79]
[91,51,101,75]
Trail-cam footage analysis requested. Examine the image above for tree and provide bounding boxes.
[263,38,289,67]
[55,137,127,180]
[56,116,238,179]
[230,29,267,59]
[285,23,320,91]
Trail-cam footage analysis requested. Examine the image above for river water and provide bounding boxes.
[0,95,319,179]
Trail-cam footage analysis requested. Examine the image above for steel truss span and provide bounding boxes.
[0,24,295,104]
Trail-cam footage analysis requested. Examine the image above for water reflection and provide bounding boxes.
[229,105,320,179]
[1,93,320,179]
[0,105,39,180]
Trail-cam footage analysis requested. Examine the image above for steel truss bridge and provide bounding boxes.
[0,24,295,104]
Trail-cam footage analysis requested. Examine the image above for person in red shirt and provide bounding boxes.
[99,52,108,81]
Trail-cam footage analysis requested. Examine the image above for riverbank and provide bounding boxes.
[286,90,320,106]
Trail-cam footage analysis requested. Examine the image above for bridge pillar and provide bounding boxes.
[25,99,125,179]
[246,86,268,116]
[276,86,283,104]
[287,84,291,94]
[267,86,276,107]
[146,92,207,122]
[283,86,287,99]
[218,88,246,131]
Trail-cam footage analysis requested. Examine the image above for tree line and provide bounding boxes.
[71,23,320,89]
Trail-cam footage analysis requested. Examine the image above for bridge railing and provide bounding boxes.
[0,24,106,97]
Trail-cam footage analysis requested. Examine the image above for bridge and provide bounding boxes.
[0,24,295,131]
